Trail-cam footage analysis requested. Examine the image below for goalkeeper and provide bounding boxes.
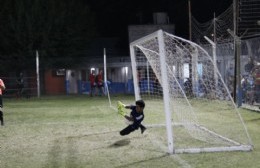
[118,100,146,136]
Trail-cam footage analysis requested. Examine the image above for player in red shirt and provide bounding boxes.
[0,78,6,126]
[89,71,96,96]
[96,70,105,96]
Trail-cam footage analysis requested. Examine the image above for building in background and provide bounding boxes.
[128,12,175,43]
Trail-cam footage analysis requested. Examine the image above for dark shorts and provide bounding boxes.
[97,82,103,88]
[120,125,138,136]
[0,95,3,107]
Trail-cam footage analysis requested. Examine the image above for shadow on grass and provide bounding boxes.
[114,154,169,168]
[109,138,131,147]
[66,130,120,139]
[246,117,260,122]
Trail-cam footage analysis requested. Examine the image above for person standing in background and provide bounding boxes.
[0,78,6,126]
[16,72,24,98]
[252,65,260,103]
[89,70,96,97]
[96,70,105,96]
[226,65,235,97]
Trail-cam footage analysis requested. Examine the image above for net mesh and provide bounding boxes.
[130,30,253,153]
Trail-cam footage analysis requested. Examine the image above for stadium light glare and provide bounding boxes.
[91,68,95,72]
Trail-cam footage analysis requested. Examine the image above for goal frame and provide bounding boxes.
[129,29,253,154]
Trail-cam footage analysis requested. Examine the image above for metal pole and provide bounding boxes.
[104,48,112,107]
[233,0,238,103]
[146,61,150,95]
[227,28,242,107]
[36,50,40,98]
[236,37,242,107]
[213,13,216,44]
[188,0,192,41]
[234,0,242,106]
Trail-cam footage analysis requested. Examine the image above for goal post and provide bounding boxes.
[103,48,112,107]
[130,29,253,154]
[157,30,174,154]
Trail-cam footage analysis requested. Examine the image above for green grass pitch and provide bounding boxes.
[0,95,259,168]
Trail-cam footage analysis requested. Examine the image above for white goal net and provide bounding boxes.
[130,30,253,154]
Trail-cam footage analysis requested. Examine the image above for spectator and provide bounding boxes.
[16,72,24,98]
[241,76,248,103]
[89,70,96,96]
[244,57,254,73]
[184,78,192,97]
[226,65,234,97]
[96,70,105,96]
[246,75,255,105]
[252,65,260,103]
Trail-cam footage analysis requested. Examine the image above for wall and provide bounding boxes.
[44,70,66,95]
[128,24,175,43]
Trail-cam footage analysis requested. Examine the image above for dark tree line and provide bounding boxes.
[0,0,233,73]
[0,0,97,72]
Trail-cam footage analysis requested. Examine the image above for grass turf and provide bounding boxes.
[0,95,259,168]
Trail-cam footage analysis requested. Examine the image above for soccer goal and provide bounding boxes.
[129,30,253,154]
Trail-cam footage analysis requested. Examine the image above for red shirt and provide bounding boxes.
[255,71,260,85]
[97,74,102,82]
[97,72,103,86]
[0,79,5,95]
[89,73,96,86]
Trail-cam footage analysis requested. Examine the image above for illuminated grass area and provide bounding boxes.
[0,95,259,168]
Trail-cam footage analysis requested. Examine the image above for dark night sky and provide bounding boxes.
[87,0,233,39]
[0,0,234,69]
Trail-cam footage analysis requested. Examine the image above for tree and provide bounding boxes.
[0,0,98,72]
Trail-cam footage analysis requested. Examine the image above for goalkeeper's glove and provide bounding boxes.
[117,101,126,116]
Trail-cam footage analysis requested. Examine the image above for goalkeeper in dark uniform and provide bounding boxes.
[118,100,146,136]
